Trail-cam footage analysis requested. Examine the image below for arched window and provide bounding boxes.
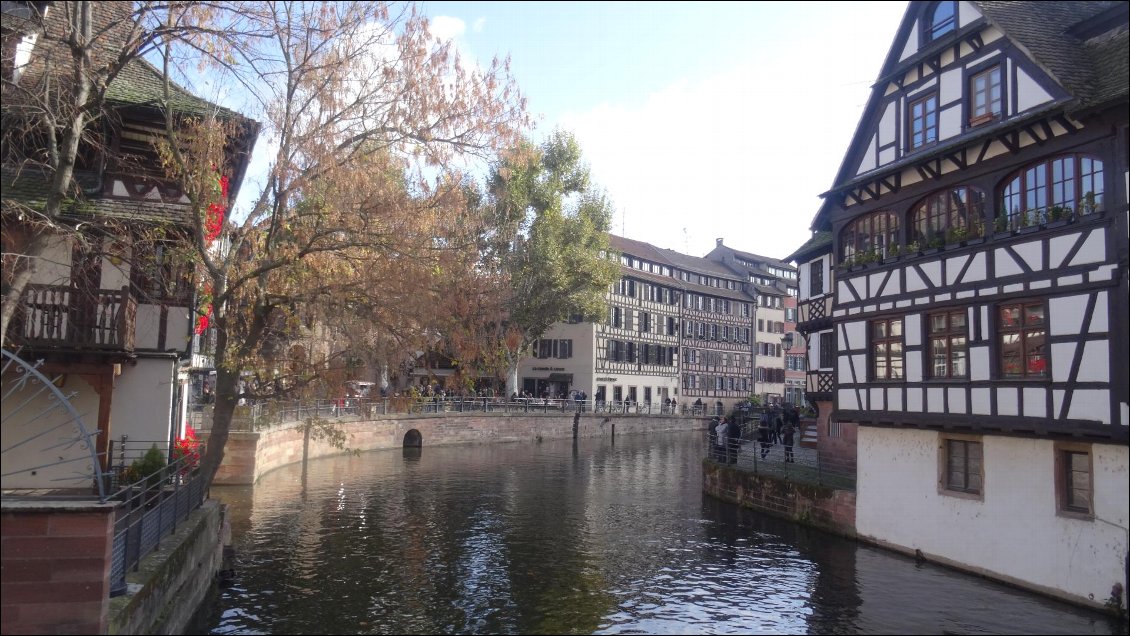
[925,1,957,41]
[999,154,1104,231]
[841,211,899,262]
[910,186,986,245]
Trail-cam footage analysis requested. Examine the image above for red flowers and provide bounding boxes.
[173,423,201,474]
[204,173,229,243]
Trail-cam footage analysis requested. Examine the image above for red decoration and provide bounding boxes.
[173,423,201,475]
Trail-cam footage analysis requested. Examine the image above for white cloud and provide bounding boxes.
[472,17,486,34]
[428,15,466,41]
[554,13,895,263]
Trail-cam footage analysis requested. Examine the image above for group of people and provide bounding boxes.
[757,403,800,462]
[711,403,802,464]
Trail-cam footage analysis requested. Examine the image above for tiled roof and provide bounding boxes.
[975,1,1128,109]
[106,57,243,118]
[1,166,190,225]
[783,231,833,264]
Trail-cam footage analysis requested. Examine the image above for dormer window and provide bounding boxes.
[925,1,957,42]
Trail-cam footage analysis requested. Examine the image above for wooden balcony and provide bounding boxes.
[10,284,136,352]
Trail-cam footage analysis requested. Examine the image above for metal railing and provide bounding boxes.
[188,397,707,432]
[107,441,207,597]
[704,426,856,491]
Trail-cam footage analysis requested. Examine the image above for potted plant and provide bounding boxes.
[994,212,1009,236]
[1081,191,1097,215]
[945,226,969,245]
[884,243,902,262]
[1017,209,1039,234]
[966,219,986,244]
[906,239,922,255]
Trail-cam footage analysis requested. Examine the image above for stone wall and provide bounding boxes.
[107,500,225,635]
[1,501,116,635]
[208,413,707,485]
[701,460,856,538]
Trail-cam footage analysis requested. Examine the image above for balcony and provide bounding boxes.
[10,284,136,352]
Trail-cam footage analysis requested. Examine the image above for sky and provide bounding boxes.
[417,1,910,261]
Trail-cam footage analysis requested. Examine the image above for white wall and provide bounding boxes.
[0,367,102,490]
[110,357,178,455]
[857,427,1130,606]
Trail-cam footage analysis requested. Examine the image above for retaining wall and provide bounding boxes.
[209,413,707,485]
[701,460,857,538]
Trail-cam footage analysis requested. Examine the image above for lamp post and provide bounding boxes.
[781,331,795,406]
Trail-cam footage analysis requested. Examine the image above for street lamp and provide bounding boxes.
[781,331,795,405]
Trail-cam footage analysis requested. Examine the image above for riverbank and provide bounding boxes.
[204,412,708,485]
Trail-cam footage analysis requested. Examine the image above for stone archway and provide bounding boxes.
[403,428,422,448]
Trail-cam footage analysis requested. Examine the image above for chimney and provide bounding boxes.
[716,238,723,246]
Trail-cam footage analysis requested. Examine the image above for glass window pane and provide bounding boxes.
[890,320,902,337]
[950,312,966,330]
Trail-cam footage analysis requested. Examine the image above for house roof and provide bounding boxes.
[608,233,755,301]
[1,166,192,225]
[783,231,833,264]
[106,57,245,119]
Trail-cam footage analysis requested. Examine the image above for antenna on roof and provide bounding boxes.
[621,207,626,237]
[683,227,688,253]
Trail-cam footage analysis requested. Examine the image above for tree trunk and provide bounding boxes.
[0,231,52,348]
[199,365,239,490]
[505,356,519,398]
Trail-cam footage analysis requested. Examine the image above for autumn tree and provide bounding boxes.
[154,2,527,486]
[477,130,620,397]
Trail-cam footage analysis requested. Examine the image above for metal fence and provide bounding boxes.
[107,442,207,597]
[704,427,856,491]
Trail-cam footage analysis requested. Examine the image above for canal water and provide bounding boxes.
[189,430,1121,635]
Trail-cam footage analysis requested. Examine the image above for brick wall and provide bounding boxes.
[1,503,116,635]
[702,460,856,538]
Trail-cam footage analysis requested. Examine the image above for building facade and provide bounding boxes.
[789,0,1128,609]
[1,1,257,486]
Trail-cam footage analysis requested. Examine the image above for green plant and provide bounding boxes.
[1082,191,1096,214]
[129,444,168,489]
[945,226,968,244]
[970,219,985,238]
[906,240,921,253]
[838,254,855,269]
[994,213,1007,233]
[926,234,945,249]
[887,243,901,258]
[1019,209,1031,228]
[1048,205,1064,222]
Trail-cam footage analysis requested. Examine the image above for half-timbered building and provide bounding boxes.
[791,0,1128,608]
[1,1,257,488]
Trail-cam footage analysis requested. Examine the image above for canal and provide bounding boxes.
[189,429,1121,635]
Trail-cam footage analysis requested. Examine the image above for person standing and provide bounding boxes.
[724,416,740,464]
[758,413,772,460]
[782,417,796,463]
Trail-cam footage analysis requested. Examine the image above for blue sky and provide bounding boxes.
[419,1,909,260]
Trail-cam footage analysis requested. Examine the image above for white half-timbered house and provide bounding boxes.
[1,2,257,489]
[792,0,1128,609]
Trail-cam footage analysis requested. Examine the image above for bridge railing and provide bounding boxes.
[703,427,855,491]
[188,397,707,433]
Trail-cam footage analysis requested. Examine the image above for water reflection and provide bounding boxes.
[191,431,1119,635]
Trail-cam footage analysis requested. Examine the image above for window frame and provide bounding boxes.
[870,317,905,381]
[910,185,986,245]
[968,64,1002,124]
[997,300,1047,379]
[908,92,939,150]
[1055,442,1094,519]
[1000,154,1105,230]
[841,210,900,262]
[939,434,984,499]
[924,1,957,42]
[927,309,968,380]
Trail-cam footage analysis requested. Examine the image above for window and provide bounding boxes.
[841,210,899,262]
[943,437,982,495]
[969,66,1001,122]
[809,261,824,296]
[929,310,967,379]
[1001,154,1104,229]
[911,186,986,244]
[131,240,192,303]
[819,332,834,369]
[926,1,956,41]
[872,318,904,380]
[1057,445,1092,517]
[909,93,938,149]
[999,301,1046,378]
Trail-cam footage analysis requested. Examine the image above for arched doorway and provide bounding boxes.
[403,429,422,448]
